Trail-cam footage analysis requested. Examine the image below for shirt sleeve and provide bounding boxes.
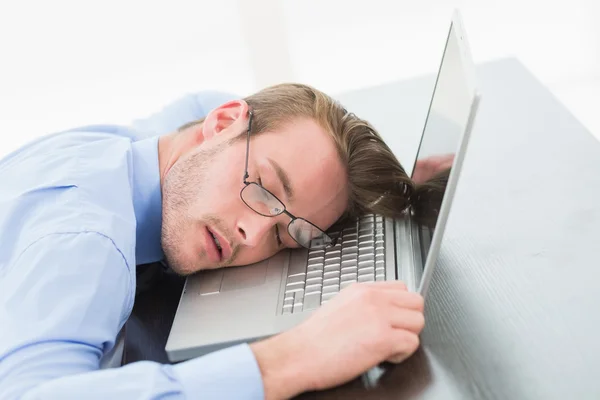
[130,91,241,138]
[0,232,264,400]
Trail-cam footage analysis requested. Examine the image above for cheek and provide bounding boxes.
[190,152,245,215]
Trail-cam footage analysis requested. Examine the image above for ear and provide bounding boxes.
[201,100,249,141]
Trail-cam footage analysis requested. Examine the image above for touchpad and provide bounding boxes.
[220,261,268,292]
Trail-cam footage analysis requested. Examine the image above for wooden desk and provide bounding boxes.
[127,59,600,399]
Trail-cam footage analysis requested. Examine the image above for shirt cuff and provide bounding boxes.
[173,343,264,400]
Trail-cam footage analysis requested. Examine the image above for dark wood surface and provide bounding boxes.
[126,59,600,399]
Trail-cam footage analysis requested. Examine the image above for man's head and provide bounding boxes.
[159,84,413,275]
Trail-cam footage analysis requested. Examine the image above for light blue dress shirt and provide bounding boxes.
[0,92,266,399]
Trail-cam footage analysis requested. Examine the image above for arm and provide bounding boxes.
[0,232,263,400]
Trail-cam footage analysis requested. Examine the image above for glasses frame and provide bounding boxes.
[239,110,337,249]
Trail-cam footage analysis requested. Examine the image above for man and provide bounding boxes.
[0,84,425,399]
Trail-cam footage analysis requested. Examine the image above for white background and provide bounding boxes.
[1,0,598,158]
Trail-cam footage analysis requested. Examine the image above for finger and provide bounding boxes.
[359,280,408,292]
[389,309,425,334]
[385,330,420,364]
[389,291,425,312]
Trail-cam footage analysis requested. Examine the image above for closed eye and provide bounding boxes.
[258,177,284,248]
[275,224,283,248]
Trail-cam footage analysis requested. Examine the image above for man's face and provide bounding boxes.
[161,102,348,275]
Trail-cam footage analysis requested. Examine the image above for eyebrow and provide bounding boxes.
[267,157,294,201]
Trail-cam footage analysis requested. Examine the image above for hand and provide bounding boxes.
[250,281,425,399]
[412,153,455,184]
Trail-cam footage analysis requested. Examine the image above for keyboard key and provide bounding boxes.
[359,240,375,249]
[358,234,374,242]
[343,226,358,234]
[341,280,356,289]
[342,237,358,244]
[342,247,358,256]
[341,266,358,274]
[358,267,375,276]
[287,274,305,285]
[340,272,357,282]
[358,222,375,236]
[282,292,294,314]
[288,249,308,276]
[324,264,340,273]
[305,283,323,294]
[323,277,340,287]
[307,256,324,264]
[358,226,374,234]
[375,255,385,263]
[341,255,356,263]
[303,292,321,311]
[306,276,323,285]
[307,270,322,279]
[323,284,339,294]
[324,270,339,279]
[376,273,385,281]
[358,260,375,269]
[375,265,385,275]
[307,258,324,267]
[358,254,374,262]
[284,293,294,308]
[286,288,305,296]
[308,249,325,258]
[325,246,342,254]
[358,274,375,283]
[342,241,358,249]
[307,264,324,273]
[293,302,303,313]
[322,291,337,302]
[375,248,384,257]
[286,281,305,288]
[324,257,341,266]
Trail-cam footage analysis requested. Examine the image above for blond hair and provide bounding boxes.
[183,83,414,220]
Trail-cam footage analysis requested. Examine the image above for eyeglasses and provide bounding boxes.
[239,110,337,249]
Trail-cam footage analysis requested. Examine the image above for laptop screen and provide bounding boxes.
[410,21,476,260]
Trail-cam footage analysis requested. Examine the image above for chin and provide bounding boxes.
[163,252,197,276]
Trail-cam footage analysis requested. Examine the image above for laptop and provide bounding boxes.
[166,10,481,362]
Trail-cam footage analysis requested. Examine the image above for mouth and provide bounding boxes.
[204,226,232,264]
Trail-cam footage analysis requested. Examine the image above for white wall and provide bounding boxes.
[1,0,598,158]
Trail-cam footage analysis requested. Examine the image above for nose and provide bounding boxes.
[236,211,278,248]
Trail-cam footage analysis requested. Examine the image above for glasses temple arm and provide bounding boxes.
[243,111,253,182]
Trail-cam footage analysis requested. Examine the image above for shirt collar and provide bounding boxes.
[131,136,164,265]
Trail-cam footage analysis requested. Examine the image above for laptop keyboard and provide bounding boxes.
[282,214,386,314]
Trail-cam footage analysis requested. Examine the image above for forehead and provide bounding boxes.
[252,118,348,226]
